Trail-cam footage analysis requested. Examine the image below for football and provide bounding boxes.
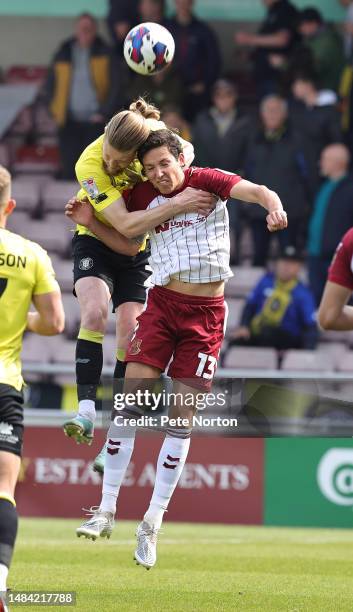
[123,22,175,76]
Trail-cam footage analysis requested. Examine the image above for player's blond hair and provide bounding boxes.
[105,98,160,152]
[0,166,11,210]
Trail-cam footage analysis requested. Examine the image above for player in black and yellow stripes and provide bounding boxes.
[0,167,64,608]
[63,97,195,471]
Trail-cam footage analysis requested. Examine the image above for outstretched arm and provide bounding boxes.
[230,179,287,232]
[318,281,353,331]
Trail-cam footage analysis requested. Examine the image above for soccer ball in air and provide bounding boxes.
[123,22,175,76]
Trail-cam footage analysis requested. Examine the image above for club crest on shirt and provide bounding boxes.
[129,338,142,355]
[82,177,99,199]
[79,257,93,271]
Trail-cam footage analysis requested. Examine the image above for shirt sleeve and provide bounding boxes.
[75,157,123,213]
[32,245,60,295]
[328,232,353,290]
[189,167,242,200]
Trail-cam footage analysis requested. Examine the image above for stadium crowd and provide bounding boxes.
[1,0,353,368]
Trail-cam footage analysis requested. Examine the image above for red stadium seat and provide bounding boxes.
[5,65,48,85]
[13,144,60,174]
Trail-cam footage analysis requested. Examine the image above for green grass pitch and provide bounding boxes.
[9,519,353,611]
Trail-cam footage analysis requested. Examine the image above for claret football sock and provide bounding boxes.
[100,416,137,514]
[144,432,191,529]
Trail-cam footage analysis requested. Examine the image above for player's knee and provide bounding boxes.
[81,304,108,332]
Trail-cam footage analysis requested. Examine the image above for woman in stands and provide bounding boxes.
[63,97,212,471]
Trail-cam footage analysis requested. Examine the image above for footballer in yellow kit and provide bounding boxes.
[0,166,64,604]
[65,98,194,453]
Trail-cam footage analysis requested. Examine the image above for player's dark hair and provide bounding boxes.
[137,129,182,164]
[105,98,160,152]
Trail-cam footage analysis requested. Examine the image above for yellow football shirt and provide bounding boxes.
[0,228,59,391]
[75,119,166,242]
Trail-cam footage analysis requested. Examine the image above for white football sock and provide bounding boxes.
[78,399,96,423]
[144,433,191,529]
[100,418,136,514]
[0,563,8,593]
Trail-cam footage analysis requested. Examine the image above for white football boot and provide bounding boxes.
[76,506,114,541]
[134,521,160,569]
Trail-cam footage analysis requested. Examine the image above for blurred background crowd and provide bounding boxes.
[1,0,353,381]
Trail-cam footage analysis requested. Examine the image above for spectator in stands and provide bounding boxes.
[192,78,251,263]
[339,61,353,150]
[234,0,299,100]
[243,94,310,265]
[224,246,318,355]
[45,13,122,179]
[161,105,191,141]
[290,72,343,195]
[106,0,139,54]
[296,8,345,92]
[192,79,250,171]
[166,0,222,120]
[339,0,353,60]
[307,143,353,306]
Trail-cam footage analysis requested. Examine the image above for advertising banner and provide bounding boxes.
[265,439,353,528]
[16,427,264,525]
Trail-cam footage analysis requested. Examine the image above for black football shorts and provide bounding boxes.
[0,383,24,457]
[72,233,151,311]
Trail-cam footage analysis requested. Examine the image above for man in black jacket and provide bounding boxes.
[45,13,122,179]
[290,72,343,196]
[235,0,299,99]
[307,143,353,305]
[192,79,251,263]
[244,94,310,265]
[166,0,222,120]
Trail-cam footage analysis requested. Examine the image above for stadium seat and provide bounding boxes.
[281,350,335,372]
[21,334,54,383]
[6,211,31,234]
[4,65,47,84]
[42,180,79,213]
[103,334,118,366]
[49,336,76,364]
[13,144,60,174]
[17,219,69,255]
[34,103,57,136]
[0,143,10,167]
[225,298,244,330]
[21,333,52,363]
[51,257,73,292]
[317,342,348,369]
[319,329,351,344]
[60,292,80,338]
[11,177,41,214]
[225,266,264,298]
[223,346,277,370]
[336,352,353,373]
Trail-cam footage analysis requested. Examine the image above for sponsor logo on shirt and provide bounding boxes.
[155,217,206,234]
[82,178,99,200]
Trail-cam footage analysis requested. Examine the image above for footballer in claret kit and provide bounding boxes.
[66,128,287,569]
